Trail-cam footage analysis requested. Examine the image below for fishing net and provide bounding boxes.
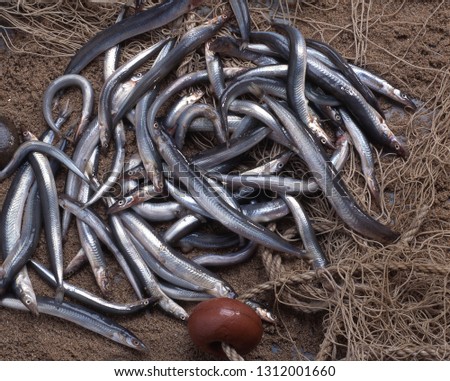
[1,0,449,361]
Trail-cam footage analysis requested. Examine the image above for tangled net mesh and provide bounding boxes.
[1,0,449,361]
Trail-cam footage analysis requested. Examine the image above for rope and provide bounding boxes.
[260,223,285,281]
[381,345,450,360]
[399,204,430,245]
[261,247,285,282]
[221,342,244,361]
[239,261,450,301]
[247,223,332,314]
[312,220,341,234]
[316,322,339,361]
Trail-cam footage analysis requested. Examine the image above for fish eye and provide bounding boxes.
[321,138,326,144]
[118,200,125,206]
[394,143,400,150]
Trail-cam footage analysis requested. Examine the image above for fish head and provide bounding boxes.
[125,335,148,352]
[107,196,134,214]
[393,89,417,111]
[389,135,409,159]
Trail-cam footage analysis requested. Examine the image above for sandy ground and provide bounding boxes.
[0,1,449,361]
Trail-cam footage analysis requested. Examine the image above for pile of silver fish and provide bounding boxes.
[0,0,416,352]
